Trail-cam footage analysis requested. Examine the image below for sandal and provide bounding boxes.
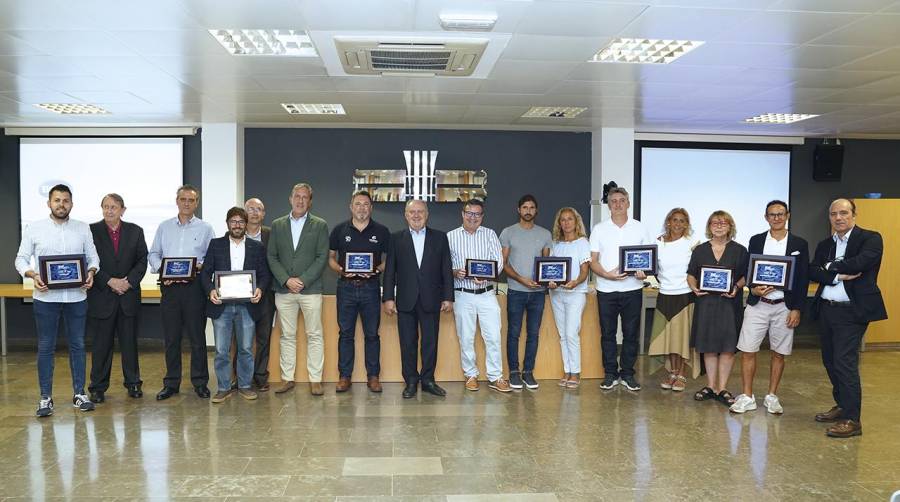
[558,373,570,387]
[660,373,676,390]
[717,390,736,406]
[694,386,716,401]
[671,375,687,392]
[566,375,581,389]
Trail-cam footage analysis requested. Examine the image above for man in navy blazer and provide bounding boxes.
[383,199,454,399]
[200,207,271,403]
[87,193,148,402]
[809,198,887,438]
[730,200,809,415]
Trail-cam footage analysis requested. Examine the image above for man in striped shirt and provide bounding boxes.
[447,199,511,393]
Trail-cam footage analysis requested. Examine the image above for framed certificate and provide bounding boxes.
[215,270,257,302]
[465,259,498,280]
[534,257,572,284]
[619,245,658,275]
[160,257,197,281]
[748,254,795,290]
[344,252,375,275]
[699,266,733,293]
[39,254,86,289]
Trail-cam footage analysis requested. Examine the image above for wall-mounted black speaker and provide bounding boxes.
[813,144,844,181]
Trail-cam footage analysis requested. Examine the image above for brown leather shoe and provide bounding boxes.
[465,376,480,391]
[274,381,295,394]
[815,406,844,423]
[826,419,862,438]
[256,382,270,392]
[335,377,351,393]
[367,376,383,393]
[310,382,324,396]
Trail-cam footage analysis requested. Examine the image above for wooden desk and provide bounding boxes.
[0,284,161,356]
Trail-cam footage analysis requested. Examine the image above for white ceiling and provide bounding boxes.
[2,0,900,136]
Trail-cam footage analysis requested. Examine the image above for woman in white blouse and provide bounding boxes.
[648,208,700,392]
[547,207,591,389]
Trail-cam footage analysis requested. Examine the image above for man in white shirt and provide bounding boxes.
[448,199,511,393]
[15,184,100,417]
[589,187,651,391]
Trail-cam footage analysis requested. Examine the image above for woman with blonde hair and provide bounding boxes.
[687,210,748,406]
[547,207,591,388]
[648,208,701,392]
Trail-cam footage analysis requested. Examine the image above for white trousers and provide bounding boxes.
[453,291,503,381]
[550,290,586,374]
[274,292,324,382]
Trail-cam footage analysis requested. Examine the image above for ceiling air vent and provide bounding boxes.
[334,36,488,76]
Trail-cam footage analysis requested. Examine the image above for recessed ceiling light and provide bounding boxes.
[34,103,110,115]
[209,29,318,57]
[522,106,587,119]
[590,38,704,64]
[281,103,346,115]
[744,113,819,124]
[439,13,498,31]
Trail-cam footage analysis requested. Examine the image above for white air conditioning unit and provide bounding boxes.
[334,36,488,76]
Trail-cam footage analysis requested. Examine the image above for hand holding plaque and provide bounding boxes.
[160,257,197,282]
[534,257,572,285]
[699,265,733,293]
[748,254,795,290]
[215,270,257,302]
[619,245,658,275]
[344,252,375,277]
[39,254,87,289]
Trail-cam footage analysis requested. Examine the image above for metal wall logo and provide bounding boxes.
[403,150,438,201]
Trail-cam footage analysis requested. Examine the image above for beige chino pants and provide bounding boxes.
[274,292,324,382]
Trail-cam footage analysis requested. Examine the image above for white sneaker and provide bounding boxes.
[729,394,757,413]
[764,394,784,415]
[73,394,95,412]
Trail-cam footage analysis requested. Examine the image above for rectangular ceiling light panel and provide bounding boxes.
[590,38,704,64]
[35,103,111,115]
[281,103,346,115]
[209,29,318,56]
[522,106,587,118]
[744,113,819,124]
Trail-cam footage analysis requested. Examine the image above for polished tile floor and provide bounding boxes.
[1,348,899,501]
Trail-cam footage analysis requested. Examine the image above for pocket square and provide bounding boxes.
[790,250,800,255]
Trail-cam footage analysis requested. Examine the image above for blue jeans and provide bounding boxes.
[33,299,88,397]
[505,289,546,373]
[336,279,382,378]
[212,304,255,392]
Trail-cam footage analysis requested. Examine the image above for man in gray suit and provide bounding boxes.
[267,183,329,396]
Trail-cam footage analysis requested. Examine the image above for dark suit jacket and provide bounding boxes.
[382,227,454,313]
[746,231,810,311]
[200,236,272,321]
[809,225,887,322]
[87,221,148,318]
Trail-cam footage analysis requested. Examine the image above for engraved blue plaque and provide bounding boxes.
[619,245,658,275]
[748,254,795,290]
[465,259,498,280]
[345,252,375,274]
[700,266,732,293]
[160,257,197,280]
[39,254,86,289]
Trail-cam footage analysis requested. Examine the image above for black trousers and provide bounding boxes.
[252,290,276,386]
[397,299,439,385]
[818,302,868,422]
[597,289,642,379]
[88,304,141,393]
[160,281,208,389]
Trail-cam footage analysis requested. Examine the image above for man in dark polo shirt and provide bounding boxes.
[328,190,390,393]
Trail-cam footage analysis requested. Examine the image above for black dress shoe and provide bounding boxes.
[156,387,179,401]
[89,390,105,403]
[194,385,211,399]
[422,381,447,397]
[127,384,143,398]
[402,383,418,399]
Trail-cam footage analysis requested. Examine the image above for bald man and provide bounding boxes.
[244,197,275,391]
[810,198,886,438]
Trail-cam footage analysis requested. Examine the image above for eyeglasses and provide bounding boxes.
[227,219,247,226]
[463,211,483,218]
[710,221,730,227]
[766,212,787,219]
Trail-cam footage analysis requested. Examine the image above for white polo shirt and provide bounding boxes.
[589,218,652,293]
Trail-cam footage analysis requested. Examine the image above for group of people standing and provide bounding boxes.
[15,182,885,439]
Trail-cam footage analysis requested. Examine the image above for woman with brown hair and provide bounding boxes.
[687,210,748,406]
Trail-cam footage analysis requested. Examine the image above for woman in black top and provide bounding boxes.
[687,210,748,406]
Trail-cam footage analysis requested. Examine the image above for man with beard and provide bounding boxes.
[16,184,100,417]
[499,194,552,390]
[200,207,271,403]
[328,190,390,393]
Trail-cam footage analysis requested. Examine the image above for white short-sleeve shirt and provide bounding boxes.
[589,218,652,292]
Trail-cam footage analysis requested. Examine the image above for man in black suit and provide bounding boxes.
[383,199,454,399]
[200,207,271,403]
[810,198,887,438]
[730,200,809,415]
[87,194,148,402]
[244,197,275,391]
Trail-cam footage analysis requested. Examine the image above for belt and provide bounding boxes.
[759,297,784,305]
[455,285,494,295]
[822,299,853,307]
[339,277,378,286]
